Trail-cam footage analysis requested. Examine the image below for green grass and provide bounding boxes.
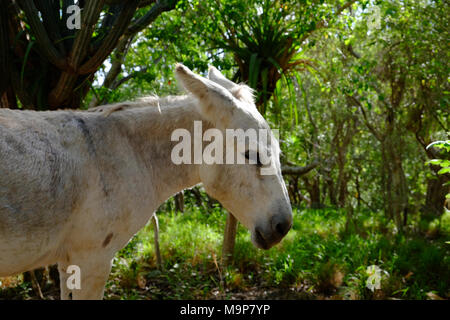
[103,206,450,300]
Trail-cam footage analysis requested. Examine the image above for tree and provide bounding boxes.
[0,0,178,110]
[338,0,449,226]
[174,0,357,114]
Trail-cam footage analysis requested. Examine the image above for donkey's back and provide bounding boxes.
[0,106,158,287]
[0,109,87,275]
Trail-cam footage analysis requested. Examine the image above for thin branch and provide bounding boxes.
[106,35,136,87]
[29,270,45,300]
[110,48,165,90]
[138,0,158,7]
[431,111,449,132]
[125,0,178,36]
[298,0,357,45]
[112,66,149,89]
[79,0,141,74]
[347,94,383,141]
[282,160,319,176]
[346,44,360,59]
[106,0,156,7]
[96,4,123,40]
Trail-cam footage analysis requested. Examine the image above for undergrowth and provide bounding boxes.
[1,205,449,300]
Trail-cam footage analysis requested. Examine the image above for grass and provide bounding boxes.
[103,205,449,300]
[1,205,449,300]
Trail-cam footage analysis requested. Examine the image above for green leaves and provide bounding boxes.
[426,159,449,167]
[426,139,450,198]
[427,140,450,153]
[427,158,450,174]
[248,53,261,89]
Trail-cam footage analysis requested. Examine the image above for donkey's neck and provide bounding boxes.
[112,96,209,206]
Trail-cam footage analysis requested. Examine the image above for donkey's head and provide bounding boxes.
[175,64,292,249]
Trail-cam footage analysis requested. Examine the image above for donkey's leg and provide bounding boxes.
[63,252,113,300]
[57,263,71,300]
[72,256,112,300]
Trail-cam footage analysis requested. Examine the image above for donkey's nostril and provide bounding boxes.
[275,222,286,235]
[276,221,290,236]
[272,215,292,237]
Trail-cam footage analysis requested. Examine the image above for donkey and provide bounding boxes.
[0,64,292,299]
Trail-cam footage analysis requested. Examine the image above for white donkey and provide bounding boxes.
[0,64,292,299]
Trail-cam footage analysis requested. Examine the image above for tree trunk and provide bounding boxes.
[0,88,18,109]
[424,174,448,216]
[338,171,350,207]
[174,192,184,212]
[304,176,322,209]
[151,215,163,269]
[323,171,337,206]
[222,213,238,266]
[189,187,207,210]
[414,132,449,217]
[382,138,409,231]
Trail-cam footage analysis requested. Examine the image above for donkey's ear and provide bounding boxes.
[175,63,239,126]
[208,66,255,105]
[208,66,238,90]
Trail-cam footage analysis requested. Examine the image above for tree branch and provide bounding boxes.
[79,0,141,74]
[16,0,67,70]
[282,160,319,176]
[125,0,178,36]
[49,0,106,107]
[35,0,67,56]
[61,0,76,51]
[298,0,357,44]
[88,34,134,107]
[0,0,11,96]
[347,94,384,142]
[69,0,106,70]
[112,66,149,89]
[106,0,156,7]
[139,0,158,7]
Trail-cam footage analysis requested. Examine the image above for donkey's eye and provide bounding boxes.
[244,150,262,167]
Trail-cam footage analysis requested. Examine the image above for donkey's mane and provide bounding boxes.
[88,94,195,116]
[88,82,254,117]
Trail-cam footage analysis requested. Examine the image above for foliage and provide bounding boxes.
[427,140,450,177]
[2,205,448,300]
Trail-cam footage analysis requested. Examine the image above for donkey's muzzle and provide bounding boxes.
[252,212,292,250]
[271,212,292,237]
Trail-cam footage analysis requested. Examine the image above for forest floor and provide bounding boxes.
[1,206,449,300]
